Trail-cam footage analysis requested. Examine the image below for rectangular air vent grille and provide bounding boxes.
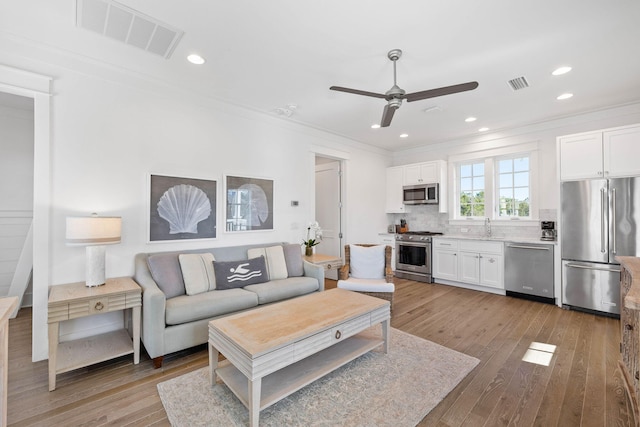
[508,76,530,91]
[76,0,183,59]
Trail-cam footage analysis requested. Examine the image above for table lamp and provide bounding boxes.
[66,215,121,287]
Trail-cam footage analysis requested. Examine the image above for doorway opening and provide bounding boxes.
[314,155,344,280]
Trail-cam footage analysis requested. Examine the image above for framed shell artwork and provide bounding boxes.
[224,175,274,232]
[148,174,217,242]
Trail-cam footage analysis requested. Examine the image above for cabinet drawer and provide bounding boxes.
[433,239,459,250]
[332,313,371,342]
[459,240,503,254]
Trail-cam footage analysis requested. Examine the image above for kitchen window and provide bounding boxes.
[497,156,530,218]
[452,147,536,221]
[459,161,485,217]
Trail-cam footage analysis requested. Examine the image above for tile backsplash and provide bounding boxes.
[387,205,557,240]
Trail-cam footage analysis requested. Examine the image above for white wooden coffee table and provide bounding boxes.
[208,288,390,426]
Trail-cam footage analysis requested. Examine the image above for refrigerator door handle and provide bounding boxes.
[601,187,606,253]
[611,188,617,254]
[565,262,621,273]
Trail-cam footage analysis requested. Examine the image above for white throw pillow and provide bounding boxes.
[350,245,385,279]
[247,245,288,280]
[179,253,216,295]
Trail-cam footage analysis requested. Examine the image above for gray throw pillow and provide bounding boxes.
[283,243,304,277]
[214,256,269,289]
[147,253,186,298]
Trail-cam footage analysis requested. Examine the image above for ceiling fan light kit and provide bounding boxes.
[330,49,479,127]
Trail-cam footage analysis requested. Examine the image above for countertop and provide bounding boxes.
[618,256,640,310]
[433,235,557,245]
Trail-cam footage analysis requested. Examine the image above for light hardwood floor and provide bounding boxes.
[6,278,634,426]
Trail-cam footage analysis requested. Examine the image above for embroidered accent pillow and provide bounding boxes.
[214,256,269,289]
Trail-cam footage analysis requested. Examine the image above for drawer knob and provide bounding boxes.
[327,264,333,270]
[626,324,634,331]
[335,330,342,339]
[94,301,104,311]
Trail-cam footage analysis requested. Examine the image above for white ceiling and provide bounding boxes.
[2,0,640,151]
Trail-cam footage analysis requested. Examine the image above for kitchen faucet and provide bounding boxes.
[484,217,491,237]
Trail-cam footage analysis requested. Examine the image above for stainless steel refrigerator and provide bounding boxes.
[561,177,640,315]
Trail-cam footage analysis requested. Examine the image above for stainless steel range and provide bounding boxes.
[395,231,443,283]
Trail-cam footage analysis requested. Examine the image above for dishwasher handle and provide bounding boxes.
[506,244,551,251]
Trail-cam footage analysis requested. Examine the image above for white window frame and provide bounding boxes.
[496,154,532,219]
[448,142,539,223]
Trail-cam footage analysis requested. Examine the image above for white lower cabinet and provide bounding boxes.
[433,238,504,291]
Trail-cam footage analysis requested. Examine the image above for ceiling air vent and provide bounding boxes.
[76,0,184,59]
[508,76,530,91]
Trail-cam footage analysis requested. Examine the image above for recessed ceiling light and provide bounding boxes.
[399,133,409,138]
[187,54,205,65]
[552,66,572,76]
[371,124,381,129]
[465,117,477,122]
[557,93,573,100]
[478,127,490,132]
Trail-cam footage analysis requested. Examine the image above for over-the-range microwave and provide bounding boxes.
[403,183,439,205]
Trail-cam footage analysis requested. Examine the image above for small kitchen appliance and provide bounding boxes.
[540,221,556,241]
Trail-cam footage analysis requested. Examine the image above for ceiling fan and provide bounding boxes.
[330,49,479,127]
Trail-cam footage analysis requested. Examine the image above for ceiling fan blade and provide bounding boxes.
[405,81,479,102]
[330,86,387,99]
[381,104,398,127]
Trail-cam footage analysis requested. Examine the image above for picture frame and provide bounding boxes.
[224,175,274,232]
[148,174,217,242]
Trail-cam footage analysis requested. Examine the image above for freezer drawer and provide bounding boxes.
[505,243,554,300]
[562,261,621,315]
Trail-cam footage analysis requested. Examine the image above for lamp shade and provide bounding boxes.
[66,216,121,246]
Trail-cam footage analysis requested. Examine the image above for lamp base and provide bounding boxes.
[85,245,106,287]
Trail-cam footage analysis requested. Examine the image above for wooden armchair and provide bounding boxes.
[337,244,395,309]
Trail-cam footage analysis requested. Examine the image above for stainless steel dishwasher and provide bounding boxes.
[505,242,554,304]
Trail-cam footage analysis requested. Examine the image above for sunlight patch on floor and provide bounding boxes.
[522,341,557,366]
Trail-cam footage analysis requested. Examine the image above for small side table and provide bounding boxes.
[304,253,343,271]
[47,277,141,391]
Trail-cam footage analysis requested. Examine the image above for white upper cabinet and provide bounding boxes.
[403,162,438,185]
[559,124,640,180]
[385,166,405,213]
[604,126,640,178]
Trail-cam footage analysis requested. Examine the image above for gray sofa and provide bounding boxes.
[133,242,324,367]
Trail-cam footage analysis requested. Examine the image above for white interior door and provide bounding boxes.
[315,159,342,279]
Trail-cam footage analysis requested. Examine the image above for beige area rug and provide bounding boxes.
[157,327,479,427]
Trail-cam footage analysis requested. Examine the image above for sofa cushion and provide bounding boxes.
[247,246,288,280]
[147,253,186,298]
[214,256,269,289]
[179,253,216,295]
[350,244,385,279]
[283,243,304,277]
[165,288,258,325]
[243,276,319,305]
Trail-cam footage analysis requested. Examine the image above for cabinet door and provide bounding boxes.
[403,164,423,185]
[385,167,405,213]
[404,162,438,185]
[433,250,458,281]
[604,125,640,178]
[459,252,480,284]
[559,132,603,180]
[378,234,396,271]
[479,253,503,289]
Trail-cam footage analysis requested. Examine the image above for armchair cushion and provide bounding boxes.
[350,244,385,279]
[337,278,395,293]
[214,256,269,289]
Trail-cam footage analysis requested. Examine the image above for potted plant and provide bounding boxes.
[302,221,322,256]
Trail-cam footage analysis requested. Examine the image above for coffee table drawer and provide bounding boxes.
[293,312,373,362]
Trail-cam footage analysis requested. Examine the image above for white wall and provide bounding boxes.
[0,61,392,360]
[0,101,34,296]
